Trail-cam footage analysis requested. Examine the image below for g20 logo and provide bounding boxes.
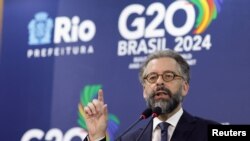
[118,1,195,39]
[118,1,222,52]
[21,127,86,141]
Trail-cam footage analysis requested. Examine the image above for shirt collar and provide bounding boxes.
[153,107,183,130]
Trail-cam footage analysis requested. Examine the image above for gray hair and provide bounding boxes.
[139,50,190,84]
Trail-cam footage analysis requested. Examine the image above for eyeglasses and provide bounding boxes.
[143,71,184,84]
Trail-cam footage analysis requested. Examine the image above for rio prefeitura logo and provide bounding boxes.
[27,11,95,58]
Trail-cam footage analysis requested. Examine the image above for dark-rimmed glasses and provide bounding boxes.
[143,71,184,84]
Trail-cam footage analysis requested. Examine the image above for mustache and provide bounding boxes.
[151,85,172,98]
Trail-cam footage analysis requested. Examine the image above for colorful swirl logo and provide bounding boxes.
[190,0,223,34]
[78,85,120,141]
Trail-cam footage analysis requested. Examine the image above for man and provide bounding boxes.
[83,50,218,141]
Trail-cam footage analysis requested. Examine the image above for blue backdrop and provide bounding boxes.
[0,0,250,141]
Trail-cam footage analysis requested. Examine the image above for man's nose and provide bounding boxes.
[156,75,165,85]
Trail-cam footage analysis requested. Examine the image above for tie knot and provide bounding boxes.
[158,122,169,132]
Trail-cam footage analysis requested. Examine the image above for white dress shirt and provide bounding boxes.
[152,108,183,141]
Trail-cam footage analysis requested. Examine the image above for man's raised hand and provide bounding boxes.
[83,89,108,141]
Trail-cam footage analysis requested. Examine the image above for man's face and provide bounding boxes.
[142,57,189,114]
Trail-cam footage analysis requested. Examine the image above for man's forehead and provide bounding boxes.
[145,57,179,73]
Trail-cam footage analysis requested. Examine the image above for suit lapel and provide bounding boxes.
[171,111,196,141]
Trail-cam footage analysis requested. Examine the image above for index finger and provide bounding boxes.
[98,89,104,102]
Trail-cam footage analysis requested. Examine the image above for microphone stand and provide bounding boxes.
[136,107,162,141]
[135,117,154,141]
[115,108,152,141]
[116,118,143,141]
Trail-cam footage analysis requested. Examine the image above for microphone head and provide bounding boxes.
[140,108,153,119]
[152,107,162,117]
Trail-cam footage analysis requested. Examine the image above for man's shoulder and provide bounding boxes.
[193,116,220,125]
[181,110,220,125]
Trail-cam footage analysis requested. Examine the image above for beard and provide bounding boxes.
[145,85,183,114]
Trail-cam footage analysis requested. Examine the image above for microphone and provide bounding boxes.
[136,107,162,141]
[151,107,162,117]
[140,108,153,119]
[115,108,152,141]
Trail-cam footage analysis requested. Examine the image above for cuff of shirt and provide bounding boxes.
[86,135,106,141]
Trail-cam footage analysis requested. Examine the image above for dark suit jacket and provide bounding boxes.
[120,110,219,141]
[84,110,219,141]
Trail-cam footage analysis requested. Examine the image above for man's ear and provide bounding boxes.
[143,91,147,99]
[142,84,147,99]
[182,81,189,97]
